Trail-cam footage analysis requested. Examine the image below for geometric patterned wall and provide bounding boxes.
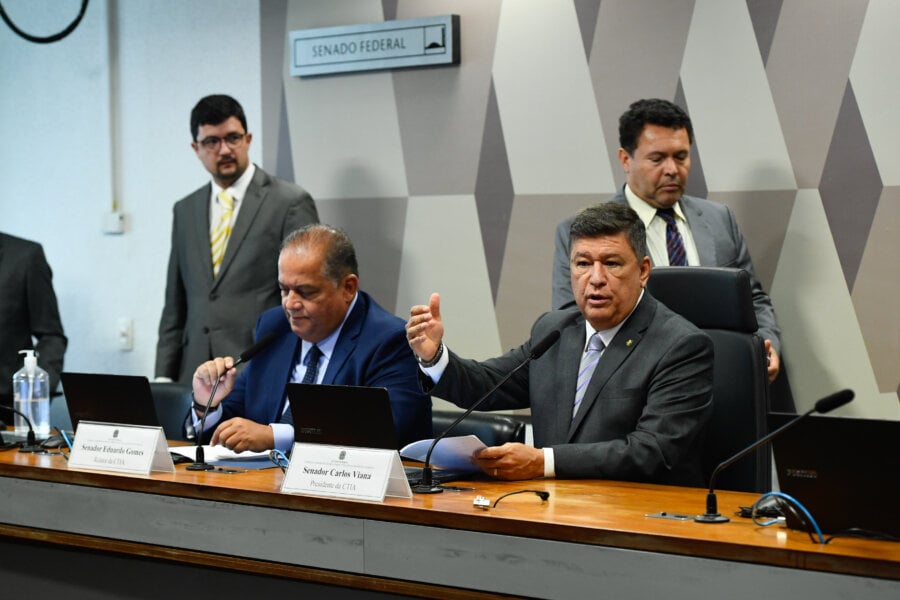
[261,0,898,417]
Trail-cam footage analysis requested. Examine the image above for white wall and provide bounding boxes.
[1,0,261,376]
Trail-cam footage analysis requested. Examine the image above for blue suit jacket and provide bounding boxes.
[211,290,431,448]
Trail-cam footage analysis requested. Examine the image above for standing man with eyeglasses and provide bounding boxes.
[156,94,318,384]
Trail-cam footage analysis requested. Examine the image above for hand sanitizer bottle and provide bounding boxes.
[13,349,50,437]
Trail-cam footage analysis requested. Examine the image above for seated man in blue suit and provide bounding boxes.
[191,224,432,453]
[407,203,713,486]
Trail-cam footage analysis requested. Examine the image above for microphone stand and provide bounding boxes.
[186,332,278,471]
[412,330,561,494]
[0,404,45,453]
[694,389,854,523]
[186,376,224,471]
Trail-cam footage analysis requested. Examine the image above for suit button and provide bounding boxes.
[209,292,219,301]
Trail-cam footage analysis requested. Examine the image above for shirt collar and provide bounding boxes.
[624,184,687,225]
[212,162,256,204]
[583,288,644,350]
[300,292,359,364]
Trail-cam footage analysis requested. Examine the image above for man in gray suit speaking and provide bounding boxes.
[552,99,782,382]
[407,203,713,486]
[156,95,318,383]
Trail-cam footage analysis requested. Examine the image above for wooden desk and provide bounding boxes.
[0,448,897,599]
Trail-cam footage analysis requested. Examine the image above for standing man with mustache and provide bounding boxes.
[552,98,782,382]
[156,94,318,384]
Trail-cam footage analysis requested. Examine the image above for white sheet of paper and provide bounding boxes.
[399,435,486,471]
[168,445,270,462]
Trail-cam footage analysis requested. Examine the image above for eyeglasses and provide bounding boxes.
[197,132,246,151]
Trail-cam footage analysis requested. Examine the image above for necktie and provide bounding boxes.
[573,333,605,419]
[657,208,687,266]
[210,191,235,277]
[302,345,323,384]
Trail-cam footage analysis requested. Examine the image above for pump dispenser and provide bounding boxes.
[13,349,50,436]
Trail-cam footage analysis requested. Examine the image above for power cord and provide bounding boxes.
[492,489,550,508]
[751,491,824,544]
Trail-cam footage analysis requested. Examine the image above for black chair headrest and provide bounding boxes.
[646,266,758,332]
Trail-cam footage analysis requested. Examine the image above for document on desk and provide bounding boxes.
[400,435,485,472]
[169,445,273,469]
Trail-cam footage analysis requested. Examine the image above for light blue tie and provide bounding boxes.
[573,333,605,419]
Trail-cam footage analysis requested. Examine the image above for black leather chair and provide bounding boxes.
[431,410,527,446]
[149,382,193,441]
[647,266,770,493]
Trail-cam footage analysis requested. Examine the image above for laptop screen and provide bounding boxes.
[286,383,399,450]
[769,413,900,536]
[60,372,161,430]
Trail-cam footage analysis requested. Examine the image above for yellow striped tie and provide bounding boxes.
[210,191,234,277]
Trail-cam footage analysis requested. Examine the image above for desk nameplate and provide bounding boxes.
[68,421,174,474]
[282,443,411,501]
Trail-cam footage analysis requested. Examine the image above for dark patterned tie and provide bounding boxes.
[302,345,323,384]
[657,208,687,266]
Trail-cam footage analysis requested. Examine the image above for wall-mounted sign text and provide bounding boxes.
[290,15,459,77]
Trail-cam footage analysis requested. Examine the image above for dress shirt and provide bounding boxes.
[624,185,700,266]
[208,163,255,235]
[194,293,359,452]
[421,292,643,479]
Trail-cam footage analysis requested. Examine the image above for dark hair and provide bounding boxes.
[619,98,693,156]
[190,95,248,141]
[281,224,359,284]
[569,202,648,260]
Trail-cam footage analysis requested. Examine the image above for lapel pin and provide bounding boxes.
[626,339,633,347]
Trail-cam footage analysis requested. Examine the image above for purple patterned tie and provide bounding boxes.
[657,208,687,266]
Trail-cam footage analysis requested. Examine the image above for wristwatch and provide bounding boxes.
[416,341,444,368]
[192,394,219,414]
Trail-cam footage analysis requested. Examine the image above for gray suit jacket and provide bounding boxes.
[156,166,318,382]
[0,233,67,399]
[552,191,781,352]
[424,294,714,486]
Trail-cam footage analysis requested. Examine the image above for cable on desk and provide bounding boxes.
[269,449,290,473]
[492,489,550,508]
[751,491,825,544]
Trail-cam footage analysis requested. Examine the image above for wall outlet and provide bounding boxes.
[103,211,125,234]
[117,317,133,351]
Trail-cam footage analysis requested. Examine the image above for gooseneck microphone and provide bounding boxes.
[0,404,44,453]
[187,332,278,471]
[412,330,561,494]
[694,388,854,523]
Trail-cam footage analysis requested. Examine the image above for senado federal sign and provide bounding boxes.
[290,15,460,77]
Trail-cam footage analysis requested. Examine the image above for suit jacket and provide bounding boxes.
[552,191,781,352]
[206,291,432,449]
[425,293,713,486]
[156,166,318,382]
[0,233,67,399]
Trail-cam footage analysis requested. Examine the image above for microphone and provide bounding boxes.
[0,404,45,453]
[186,332,278,471]
[694,389,854,523]
[412,330,561,493]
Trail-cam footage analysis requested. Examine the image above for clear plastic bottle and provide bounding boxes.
[13,349,50,437]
